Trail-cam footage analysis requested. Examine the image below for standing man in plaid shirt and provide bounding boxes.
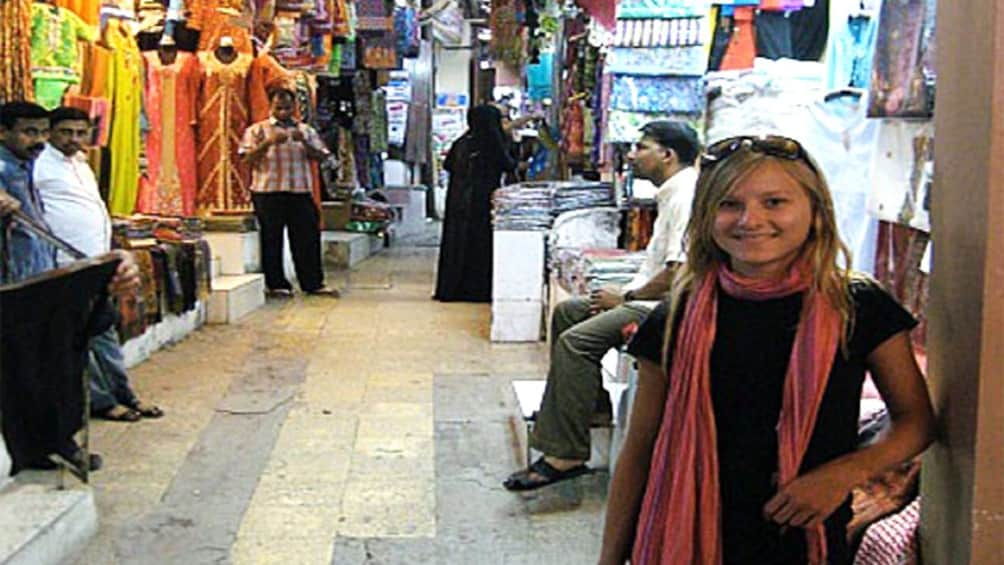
[239,81,339,298]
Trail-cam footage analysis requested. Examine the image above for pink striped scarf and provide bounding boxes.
[632,261,842,565]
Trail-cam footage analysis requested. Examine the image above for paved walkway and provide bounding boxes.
[75,244,608,565]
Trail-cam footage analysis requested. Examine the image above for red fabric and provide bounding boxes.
[719,6,756,70]
[577,0,617,31]
[633,260,841,565]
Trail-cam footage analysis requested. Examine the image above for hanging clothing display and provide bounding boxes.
[30,1,98,108]
[788,0,829,61]
[195,51,253,215]
[55,0,101,24]
[866,120,934,232]
[826,11,878,90]
[138,51,200,217]
[369,89,389,153]
[490,0,525,66]
[868,0,936,117]
[105,19,144,216]
[79,41,112,97]
[754,10,794,59]
[0,0,35,104]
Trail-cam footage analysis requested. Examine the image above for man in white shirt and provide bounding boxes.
[504,121,700,491]
[35,106,163,422]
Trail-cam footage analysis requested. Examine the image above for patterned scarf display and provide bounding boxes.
[633,260,842,565]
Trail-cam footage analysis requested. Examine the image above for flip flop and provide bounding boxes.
[266,288,295,299]
[305,286,340,297]
[127,401,164,419]
[503,457,591,491]
[97,405,142,422]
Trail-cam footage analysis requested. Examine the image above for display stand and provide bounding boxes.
[491,230,546,342]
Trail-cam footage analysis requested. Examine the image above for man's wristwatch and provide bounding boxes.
[623,290,636,302]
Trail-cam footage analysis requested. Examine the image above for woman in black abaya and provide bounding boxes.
[434,104,516,302]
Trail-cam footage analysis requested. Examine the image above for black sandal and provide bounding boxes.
[127,401,164,419]
[503,457,591,491]
[97,405,142,422]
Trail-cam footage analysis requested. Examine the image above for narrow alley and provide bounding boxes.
[65,243,608,564]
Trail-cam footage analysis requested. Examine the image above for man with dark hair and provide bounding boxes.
[504,120,701,491]
[35,106,163,423]
[239,83,339,298]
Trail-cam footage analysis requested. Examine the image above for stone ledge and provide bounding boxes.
[0,480,97,565]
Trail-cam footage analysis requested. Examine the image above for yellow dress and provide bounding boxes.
[105,20,144,216]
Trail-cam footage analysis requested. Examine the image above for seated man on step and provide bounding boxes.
[504,121,701,491]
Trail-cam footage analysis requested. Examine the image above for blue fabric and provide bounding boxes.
[526,52,554,100]
[826,14,879,90]
[87,325,138,413]
[610,75,704,113]
[607,46,707,76]
[618,0,710,19]
[0,145,57,284]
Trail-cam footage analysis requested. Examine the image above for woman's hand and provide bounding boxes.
[763,462,859,528]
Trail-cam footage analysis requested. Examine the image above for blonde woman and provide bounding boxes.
[599,135,935,565]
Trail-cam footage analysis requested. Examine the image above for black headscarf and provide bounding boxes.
[466,104,508,155]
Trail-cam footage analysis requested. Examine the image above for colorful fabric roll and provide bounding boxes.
[610,75,704,113]
[607,46,708,76]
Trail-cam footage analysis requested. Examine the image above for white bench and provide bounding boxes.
[512,350,636,471]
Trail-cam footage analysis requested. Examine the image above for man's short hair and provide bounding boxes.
[0,102,49,130]
[49,106,91,127]
[639,121,702,166]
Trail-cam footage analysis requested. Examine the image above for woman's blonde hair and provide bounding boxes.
[662,147,857,366]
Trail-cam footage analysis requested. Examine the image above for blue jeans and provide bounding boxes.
[87,327,138,413]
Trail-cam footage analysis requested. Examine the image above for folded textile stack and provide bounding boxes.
[583,249,647,293]
[553,182,616,214]
[492,183,554,231]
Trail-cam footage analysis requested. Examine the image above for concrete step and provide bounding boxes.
[322,231,385,269]
[0,480,97,565]
[207,274,265,324]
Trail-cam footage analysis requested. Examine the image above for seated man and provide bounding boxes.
[35,106,163,422]
[504,121,701,490]
[0,101,140,472]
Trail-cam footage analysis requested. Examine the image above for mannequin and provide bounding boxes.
[157,36,179,65]
[195,35,254,215]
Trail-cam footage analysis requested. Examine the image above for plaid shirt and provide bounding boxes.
[239,118,330,194]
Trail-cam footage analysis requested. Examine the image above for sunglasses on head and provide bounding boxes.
[699,134,811,171]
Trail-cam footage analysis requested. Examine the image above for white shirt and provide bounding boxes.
[625,166,698,291]
[34,144,112,263]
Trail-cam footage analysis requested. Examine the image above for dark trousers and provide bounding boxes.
[251,192,324,292]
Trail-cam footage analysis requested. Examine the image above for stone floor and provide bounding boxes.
[73,242,608,565]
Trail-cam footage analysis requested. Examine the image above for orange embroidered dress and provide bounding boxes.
[138,51,200,216]
[195,51,253,215]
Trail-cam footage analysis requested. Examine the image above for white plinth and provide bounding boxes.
[208,274,265,324]
[491,299,543,342]
[322,231,383,269]
[492,231,545,300]
[120,302,207,369]
[203,232,260,276]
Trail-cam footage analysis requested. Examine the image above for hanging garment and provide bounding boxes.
[248,52,290,124]
[490,0,524,66]
[55,0,101,24]
[754,9,794,59]
[79,41,112,97]
[0,256,119,475]
[30,2,97,85]
[610,75,704,114]
[719,7,756,70]
[780,95,880,273]
[369,88,389,153]
[868,0,936,117]
[1,0,36,104]
[789,0,829,61]
[138,51,200,217]
[105,19,143,216]
[873,221,929,351]
[825,1,879,90]
[866,119,934,231]
[195,51,253,215]
[188,0,255,54]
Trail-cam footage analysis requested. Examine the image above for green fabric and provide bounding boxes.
[30,3,97,82]
[33,77,73,110]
